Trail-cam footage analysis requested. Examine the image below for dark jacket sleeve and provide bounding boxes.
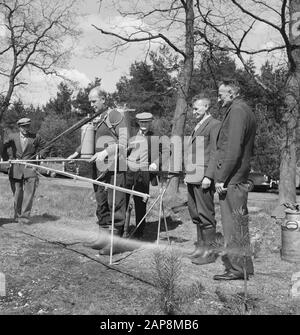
[205,121,220,180]
[216,106,247,183]
[2,136,13,161]
[36,134,51,159]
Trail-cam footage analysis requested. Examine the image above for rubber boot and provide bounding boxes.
[83,226,110,250]
[188,225,205,258]
[99,226,124,255]
[192,227,218,265]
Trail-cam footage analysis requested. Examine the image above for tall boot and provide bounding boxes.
[192,227,218,265]
[189,225,205,258]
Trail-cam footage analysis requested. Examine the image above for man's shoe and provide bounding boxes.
[213,271,248,281]
[192,251,218,265]
[189,246,204,259]
[18,217,31,225]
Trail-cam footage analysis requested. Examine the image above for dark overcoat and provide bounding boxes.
[214,98,256,186]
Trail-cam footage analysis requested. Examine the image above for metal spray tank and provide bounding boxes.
[80,114,97,158]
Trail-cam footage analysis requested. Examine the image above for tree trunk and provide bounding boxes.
[167,0,194,196]
[0,95,12,123]
[278,74,299,205]
[274,0,300,217]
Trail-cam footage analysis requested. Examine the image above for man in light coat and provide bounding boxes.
[2,118,50,224]
[185,93,220,265]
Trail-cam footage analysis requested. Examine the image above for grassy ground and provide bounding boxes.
[0,175,300,315]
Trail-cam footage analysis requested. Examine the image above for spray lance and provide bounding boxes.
[32,107,108,160]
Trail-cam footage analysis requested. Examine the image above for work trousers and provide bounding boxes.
[126,171,150,228]
[187,183,216,229]
[93,171,126,230]
[10,176,38,219]
[219,182,254,275]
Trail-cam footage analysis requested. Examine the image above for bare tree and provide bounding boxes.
[0,0,81,121]
[91,0,299,204]
[194,0,300,207]
[92,0,195,193]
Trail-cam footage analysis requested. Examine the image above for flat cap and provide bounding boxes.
[17,117,31,126]
[136,112,153,121]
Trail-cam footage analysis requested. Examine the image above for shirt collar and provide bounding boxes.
[196,113,211,127]
[138,129,149,136]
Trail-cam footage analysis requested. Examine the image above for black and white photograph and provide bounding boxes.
[0,0,300,318]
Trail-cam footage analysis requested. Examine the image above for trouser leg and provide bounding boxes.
[187,183,217,264]
[22,177,38,218]
[94,182,110,227]
[10,178,23,219]
[187,183,216,229]
[98,172,127,255]
[133,178,149,228]
[219,183,254,275]
[107,172,126,233]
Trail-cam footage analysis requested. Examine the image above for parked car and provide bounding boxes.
[247,170,274,192]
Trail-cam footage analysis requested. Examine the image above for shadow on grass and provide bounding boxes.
[142,216,183,242]
[28,213,60,225]
[0,218,16,226]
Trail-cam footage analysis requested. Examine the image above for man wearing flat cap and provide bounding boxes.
[2,117,50,224]
[126,112,161,238]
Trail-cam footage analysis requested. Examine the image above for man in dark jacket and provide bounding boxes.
[68,86,129,255]
[184,93,220,265]
[2,118,50,224]
[213,79,256,281]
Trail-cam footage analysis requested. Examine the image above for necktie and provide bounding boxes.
[21,135,28,151]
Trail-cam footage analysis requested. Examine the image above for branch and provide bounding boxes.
[279,0,294,68]
[14,81,28,87]
[232,0,295,71]
[238,21,255,50]
[14,20,58,77]
[231,0,281,32]
[0,71,10,77]
[196,1,288,55]
[0,45,12,56]
[180,0,187,10]
[236,52,271,91]
[119,4,183,19]
[92,25,186,58]
[250,1,281,16]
